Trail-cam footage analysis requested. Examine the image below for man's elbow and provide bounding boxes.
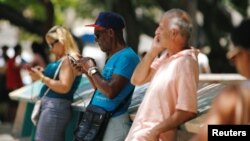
[131,78,137,85]
[176,110,197,125]
[131,77,144,86]
[183,112,197,122]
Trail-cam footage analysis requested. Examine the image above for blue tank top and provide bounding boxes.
[39,60,81,101]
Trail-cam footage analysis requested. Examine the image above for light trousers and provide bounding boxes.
[103,112,131,141]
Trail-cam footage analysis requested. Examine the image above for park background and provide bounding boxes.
[1,0,249,73]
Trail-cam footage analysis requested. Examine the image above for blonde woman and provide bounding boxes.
[29,26,81,141]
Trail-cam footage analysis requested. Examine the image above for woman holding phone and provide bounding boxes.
[28,25,82,141]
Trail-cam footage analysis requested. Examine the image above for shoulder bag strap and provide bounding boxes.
[111,88,134,114]
[89,88,134,114]
[41,59,63,98]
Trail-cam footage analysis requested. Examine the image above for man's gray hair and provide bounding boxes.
[166,9,193,40]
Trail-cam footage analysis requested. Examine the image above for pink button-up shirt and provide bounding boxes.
[126,48,199,141]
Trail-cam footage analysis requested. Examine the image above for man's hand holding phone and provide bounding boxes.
[67,54,85,73]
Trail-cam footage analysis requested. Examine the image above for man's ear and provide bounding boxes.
[171,28,178,39]
[107,29,114,37]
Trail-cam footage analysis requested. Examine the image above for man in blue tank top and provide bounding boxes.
[75,12,140,141]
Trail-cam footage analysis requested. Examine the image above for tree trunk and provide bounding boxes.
[112,0,140,53]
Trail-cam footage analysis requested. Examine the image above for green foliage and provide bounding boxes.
[52,0,78,9]
[1,0,46,20]
[230,0,248,16]
[133,0,158,8]
[19,28,42,41]
[75,0,104,18]
[1,0,250,73]
[26,4,46,21]
[1,0,33,11]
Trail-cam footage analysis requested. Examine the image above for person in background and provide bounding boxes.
[0,45,9,122]
[74,12,140,141]
[227,19,250,79]
[197,46,211,73]
[2,45,9,61]
[30,41,49,68]
[189,82,250,141]
[198,52,211,73]
[125,9,199,141]
[6,44,24,92]
[28,26,82,141]
[0,45,9,99]
[189,18,250,141]
[5,44,25,122]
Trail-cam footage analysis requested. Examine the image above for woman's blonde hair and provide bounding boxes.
[45,25,79,56]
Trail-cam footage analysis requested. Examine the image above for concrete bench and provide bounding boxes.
[9,73,246,140]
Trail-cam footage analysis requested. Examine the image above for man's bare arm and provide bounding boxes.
[131,37,164,85]
[131,51,156,85]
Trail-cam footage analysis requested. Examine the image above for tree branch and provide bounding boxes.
[0,1,54,37]
[0,3,45,35]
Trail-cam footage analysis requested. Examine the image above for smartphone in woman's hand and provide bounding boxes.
[67,54,83,72]
[24,64,33,71]
[67,54,79,65]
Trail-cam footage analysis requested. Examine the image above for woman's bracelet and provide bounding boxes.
[41,75,45,82]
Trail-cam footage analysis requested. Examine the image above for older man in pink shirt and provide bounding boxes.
[126,9,199,141]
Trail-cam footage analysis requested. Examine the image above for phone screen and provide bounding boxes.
[25,64,32,71]
[68,54,77,64]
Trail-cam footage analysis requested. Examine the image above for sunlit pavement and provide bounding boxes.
[0,122,30,141]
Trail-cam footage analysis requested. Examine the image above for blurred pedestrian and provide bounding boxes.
[198,52,211,73]
[227,19,250,79]
[197,46,211,73]
[30,41,49,68]
[189,81,250,141]
[126,9,199,141]
[189,18,250,141]
[0,45,9,101]
[6,44,24,92]
[5,44,25,122]
[0,45,9,121]
[2,45,9,61]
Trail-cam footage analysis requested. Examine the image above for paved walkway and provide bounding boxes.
[0,122,30,141]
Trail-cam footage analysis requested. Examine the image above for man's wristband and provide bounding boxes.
[87,67,98,76]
